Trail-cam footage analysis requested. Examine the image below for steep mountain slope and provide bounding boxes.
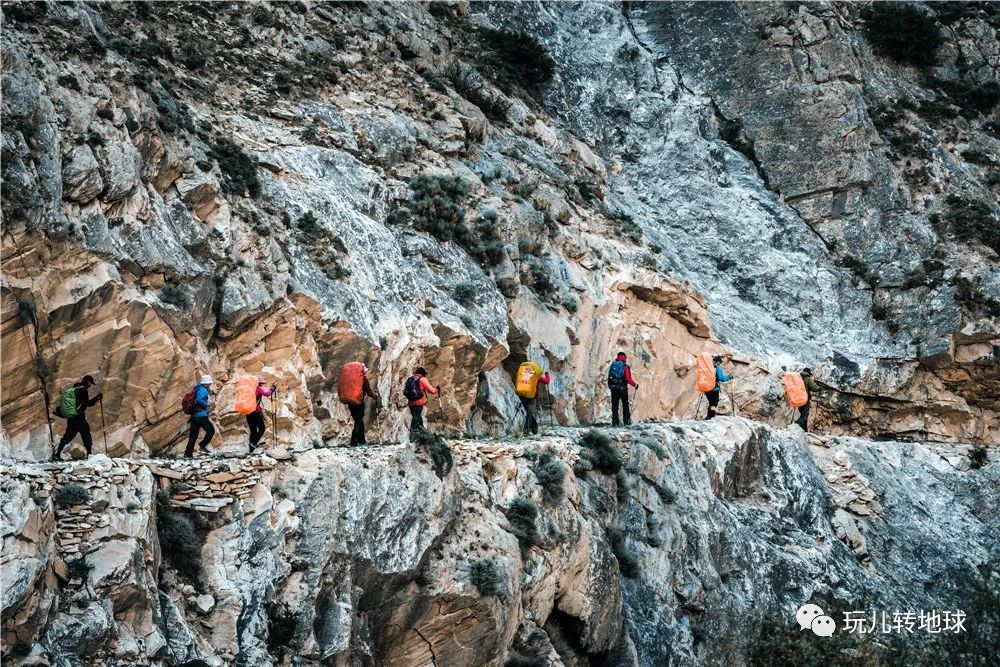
[1,2,997,458]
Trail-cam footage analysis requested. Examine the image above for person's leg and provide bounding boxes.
[54,419,81,459]
[611,390,621,427]
[198,418,215,450]
[248,413,263,448]
[706,390,719,419]
[78,419,93,455]
[527,399,538,435]
[622,390,632,426]
[185,419,200,457]
[796,401,811,431]
[410,405,424,431]
[246,414,254,445]
[349,404,364,445]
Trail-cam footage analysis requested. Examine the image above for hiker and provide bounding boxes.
[514,361,551,435]
[705,355,731,420]
[404,367,440,432]
[796,368,819,432]
[338,362,379,446]
[608,352,638,427]
[184,375,215,458]
[248,377,276,452]
[52,375,103,460]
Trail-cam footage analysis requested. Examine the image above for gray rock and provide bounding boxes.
[61,144,103,203]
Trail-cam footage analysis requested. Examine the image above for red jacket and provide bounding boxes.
[615,354,637,388]
[254,385,274,413]
[408,376,439,407]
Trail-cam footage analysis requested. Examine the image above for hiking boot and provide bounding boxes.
[199,445,212,456]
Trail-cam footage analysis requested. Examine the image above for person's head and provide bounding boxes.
[712,355,722,365]
[199,374,214,386]
[415,367,427,377]
[257,376,265,385]
[616,351,627,361]
[802,367,812,376]
[81,374,96,388]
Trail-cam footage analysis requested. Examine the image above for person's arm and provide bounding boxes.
[538,372,551,385]
[421,377,439,396]
[196,386,210,408]
[363,377,377,398]
[624,366,637,387]
[804,377,819,393]
[717,367,732,383]
[257,386,274,398]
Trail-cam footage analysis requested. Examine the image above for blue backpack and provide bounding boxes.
[608,360,627,389]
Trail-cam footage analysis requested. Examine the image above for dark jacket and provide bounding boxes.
[72,383,100,417]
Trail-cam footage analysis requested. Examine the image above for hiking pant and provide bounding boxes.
[186,416,215,457]
[349,403,366,445]
[520,397,539,435]
[796,400,811,432]
[611,388,631,426]
[705,389,720,419]
[409,405,424,431]
[247,412,266,448]
[55,416,92,458]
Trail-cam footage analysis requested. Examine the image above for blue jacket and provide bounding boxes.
[715,366,731,388]
[193,384,210,418]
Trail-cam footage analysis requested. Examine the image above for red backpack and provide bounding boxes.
[182,387,198,415]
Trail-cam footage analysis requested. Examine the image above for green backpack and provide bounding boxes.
[58,386,79,418]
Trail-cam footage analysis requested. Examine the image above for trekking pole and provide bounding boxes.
[99,396,108,455]
[272,388,277,451]
[728,387,739,418]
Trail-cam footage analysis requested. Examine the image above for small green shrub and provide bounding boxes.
[528,261,554,298]
[411,428,454,478]
[210,139,260,198]
[159,285,192,309]
[863,3,943,67]
[934,78,1000,115]
[469,558,504,597]
[452,281,477,307]
[410,174,473,242]
[266,603,298,657]
[902,265,927,288]
[505,497,538,553]
[615,470,631,503]
[970,446,988,469]
[936,195,1000,254]
[578,429,622,475]
[66,558,92,581]
[871,301,890,321]
[54,484,91,508]
[476,27,555,92]
[606,526,639,578]
[656,483,677,504]
[637,435,666,460]
[534,451,566,501]
[17,299,35,326]
[10,640,31,657]
[610,209,642,244]
[156,491,207,583]
[272,50,340,95]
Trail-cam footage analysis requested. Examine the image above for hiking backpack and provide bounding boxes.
[338,362,366,406]
[57,386,79,418]
[234,376,259,415]
[182,387,199,415]
[695,353,716,393]
[607,360,627,390]
[515,362,542,398]
[784,373,809,408]
[403,375,424,401]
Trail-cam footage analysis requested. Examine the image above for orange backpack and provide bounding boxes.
[338,362,365,405]
[784,373,809,408]
[234,376,259,415]
[695,353,716,393]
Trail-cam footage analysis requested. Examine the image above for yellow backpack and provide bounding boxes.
[515,361,543,399]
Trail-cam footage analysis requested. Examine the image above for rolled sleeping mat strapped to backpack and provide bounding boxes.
[234,376,259,415]
[338,362,366,405]
[695,353,716,393]
[515,361,543,398]
[784,372,809,408]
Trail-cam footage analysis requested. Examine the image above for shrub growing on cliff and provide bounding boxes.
[54,484,91,508]
[505,497,539,553]
[534,451,566,502]
[606,526,639,578]
[159,285,192,310]
[970,446,988,469]
[578,429,622,475]
[156,490,207,583]
[452,281,477,307]
[210,139,260,198]
[66,558,92,582]
[936,195,1000,255]
[411,428,454,478]
[477,27,556,93]
[468,558,505,597]
[266,602,298,657]
[863,3,943,67]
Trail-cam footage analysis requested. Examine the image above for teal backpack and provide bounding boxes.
[57,386,78,418]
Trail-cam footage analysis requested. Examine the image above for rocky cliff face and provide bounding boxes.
[3,422,998,666]
[1,1,996,458]
[2,2,999,664]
